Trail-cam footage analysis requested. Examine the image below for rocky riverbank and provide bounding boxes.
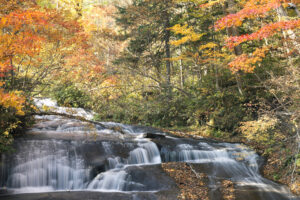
[162,128,300,196]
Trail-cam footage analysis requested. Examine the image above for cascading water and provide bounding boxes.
[0,98,298,200]
[4,140,90,192]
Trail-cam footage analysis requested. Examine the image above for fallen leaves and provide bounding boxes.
[221,180,236,200]
[162,162,209,200]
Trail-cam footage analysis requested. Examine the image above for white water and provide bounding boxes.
[5,140,89,192]
[87,170,128,190]
[34,98,95,120]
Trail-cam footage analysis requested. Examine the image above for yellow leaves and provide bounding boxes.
[171,37,189,46]
[42,105,51,112]
[198,42,217,51]
[291,182,300,194]
[3,131,9,136]
[0,89,25,116]
[0,17,7,27]
[127,92,143,100]
[200,0,226,9]
[239,115,278,143]
[30,104,38,111]
[99,77,120,100]
[253,46,269,57]
[195,42,231,64]
[167,55,187,61]
[2,121,21,136]
[169,24,205,46]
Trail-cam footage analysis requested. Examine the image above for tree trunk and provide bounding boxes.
[10,57,14,90]
[164,6,171,96]
[215,64,219,91]
[180,58,184,88]
[165,14,171,86]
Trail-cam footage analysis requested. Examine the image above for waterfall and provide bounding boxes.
[0,98,297,200]
[127,142,161,164]
[4,140,90,193]
[87,170,128,190]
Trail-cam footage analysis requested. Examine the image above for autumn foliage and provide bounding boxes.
[213,0,300,73]
[0,0,83,135]
[228,46,269,73]
[214,0,282,30]
[0,87,25,116]
[226,20,300,48]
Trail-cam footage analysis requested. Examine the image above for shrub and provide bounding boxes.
[52,83,91,108]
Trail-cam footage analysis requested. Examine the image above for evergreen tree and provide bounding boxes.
[116,0,178,92]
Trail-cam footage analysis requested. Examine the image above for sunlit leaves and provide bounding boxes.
[215,0,281,30]
[199,0,226,9]
[198,42,217,50]
[212,0,300,73]
[228,46,269,73]
[239,115,279,143]
[0,89,25,116]
[169,24,205,46]
[0,0,84,118]
[0,10,49,59]
[226,19,300,48]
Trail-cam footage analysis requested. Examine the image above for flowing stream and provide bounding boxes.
[0,99,298,200]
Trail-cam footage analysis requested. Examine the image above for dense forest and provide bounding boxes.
[0,0,299,195]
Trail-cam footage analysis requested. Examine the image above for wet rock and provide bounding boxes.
[144,133,165,139]
[0,191,137,200]
[90,163,106,178]
[111,126,126,134]
[0,190,181,200]
[123,165,179,192]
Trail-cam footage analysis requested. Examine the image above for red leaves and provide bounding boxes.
[226,19,300,48]
[214,0,300,74]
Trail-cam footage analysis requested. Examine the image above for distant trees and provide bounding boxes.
[116,0,177,93]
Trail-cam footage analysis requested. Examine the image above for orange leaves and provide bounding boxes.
[0,3,84,74]
[0,61,13,77]
[228,46,269,73]
[215,0,281,30]
[62,47,105,83]
[0,10,50,31]
[0,10,51,59]
[0,1,88,119]
[226,19,300,48]
[0,7,82,54]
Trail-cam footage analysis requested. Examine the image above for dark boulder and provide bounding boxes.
[144,133,165,139]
